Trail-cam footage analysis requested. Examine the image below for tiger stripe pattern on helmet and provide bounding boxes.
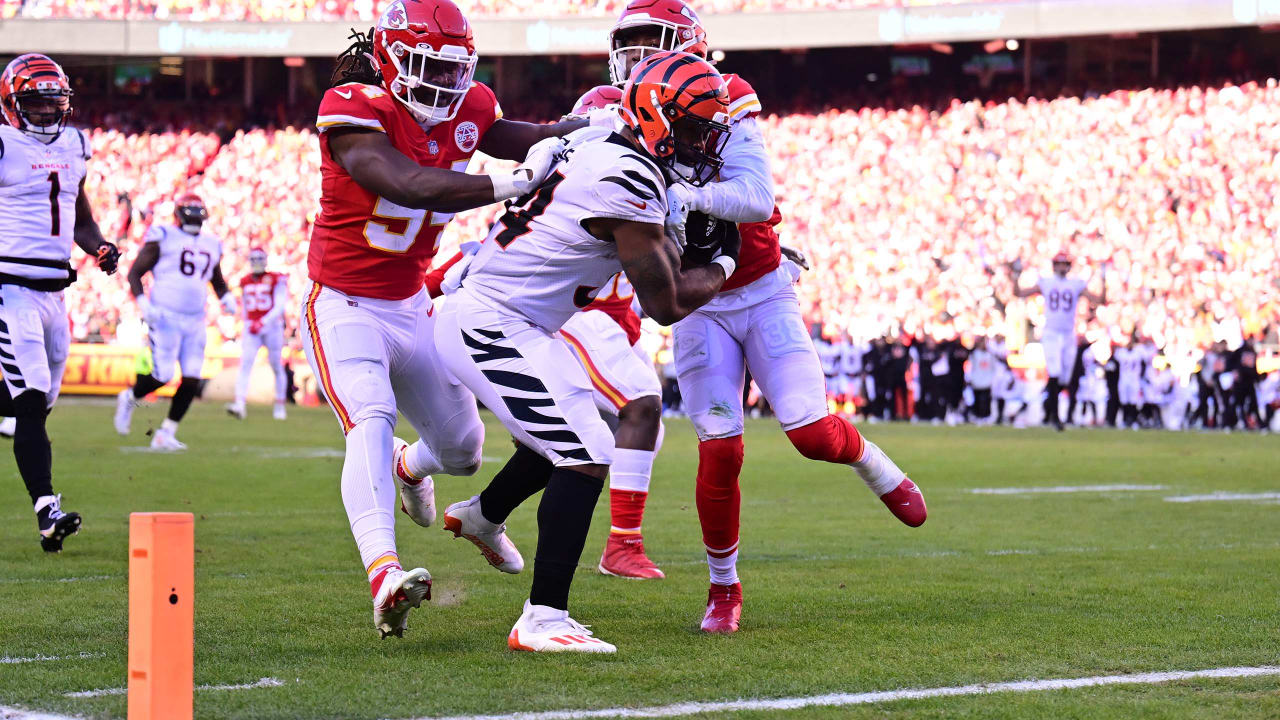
[0,53,72,138]
[621,50,730,187]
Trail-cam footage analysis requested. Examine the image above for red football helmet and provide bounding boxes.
[0,53,73,141]
[175,193,208,234]
[621,51,729,186]
[572,84,623,115]
[369,0,477,126]
[1052,251,1073,264]
[609,0,709,86]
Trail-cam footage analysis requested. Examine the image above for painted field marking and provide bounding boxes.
[64,676,284,699]
[1164,492,1280,503]
[1,652,104,665]
[411,665,1280,720]
[968,484,1166,495]
[0,707,77,720]
[0,575,120,585]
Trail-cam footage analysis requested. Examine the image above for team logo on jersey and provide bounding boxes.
[454,121,479,152]
[428,139,439,155]
[380,1,408,30]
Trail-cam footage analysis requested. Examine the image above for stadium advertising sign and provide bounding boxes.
[154,22,294,55]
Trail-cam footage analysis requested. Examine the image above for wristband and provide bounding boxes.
[490,172,522,202]
[710,255,736,280]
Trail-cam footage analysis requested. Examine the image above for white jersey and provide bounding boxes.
[146,224,224,315]
[1115,346,1150,383]
[816,339,839,376]
[0,125,90,280]
[463,128,667,332]
[1036,275,1087,334]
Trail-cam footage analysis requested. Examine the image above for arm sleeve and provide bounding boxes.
[687,117,775,223]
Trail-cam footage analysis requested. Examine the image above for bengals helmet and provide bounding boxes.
[609,0,709,86]
[621,51,729,187]
[369,0,476,126]
[175,193,208,234]
[0,54,73,141]
[248,247,269,275]
[572,84,623,115]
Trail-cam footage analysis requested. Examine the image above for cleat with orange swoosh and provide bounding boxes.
[508,600,615,653]
[442,495,523,573]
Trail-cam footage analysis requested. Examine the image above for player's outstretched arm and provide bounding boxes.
[478,117,587,162]
[1011,282,1040,299]
[599,217,729,326]
[73,180,119,274]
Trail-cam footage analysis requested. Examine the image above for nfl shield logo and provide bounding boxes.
[428,140,439,155]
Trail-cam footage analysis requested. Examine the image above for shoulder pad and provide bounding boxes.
[317,84,390,133]
[724,74,762,121]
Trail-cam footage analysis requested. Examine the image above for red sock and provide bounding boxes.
[785,415,864,465]
[695,436,744,555]
[609,489,647,534]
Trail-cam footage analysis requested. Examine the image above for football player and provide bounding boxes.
[1011,250,1105,430]
[303,0,587,639]
[608,0,927,634]
[435,51,735,652]
[0,54,120,552]
[227,247,289,420]
[114,193,236,450]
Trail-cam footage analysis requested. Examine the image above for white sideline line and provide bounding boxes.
[968,484,1166,495]
[64,677,283,699]
[412,665,1280,720]
[1165,492,1280,503]
[0,706,80,720]
[1,652,104,665]
[0,575,120,585]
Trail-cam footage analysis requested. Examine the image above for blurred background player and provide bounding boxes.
[113,192,235,450]
[0,53,120,551]
[304,0,586,639]
[1011,251,1105,430]
[1114,334,1152,428]
[227,247,288,420]
[608,0,927,635]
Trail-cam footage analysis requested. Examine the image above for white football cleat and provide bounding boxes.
[372,567,432,639]
[226,401,246,420]
[443,495,523,574]
[150,428,187,451]
[272,402,287,421]
[114,389,137,436]
[508,600,615,653]
[393,437,436,527]
[0,417,14,438]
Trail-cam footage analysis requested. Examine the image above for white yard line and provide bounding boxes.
[968,484,1166,495]
[1164,492,1280,503]
[0,707,82,720]
[0,575,120,586]
[64,677,283,699]
[411,665,1280,720]
[1,653,104,665]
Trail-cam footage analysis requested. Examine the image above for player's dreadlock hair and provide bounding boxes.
[329,28,381,88]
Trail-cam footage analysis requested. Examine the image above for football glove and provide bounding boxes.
[493,136,566,201]
[780,245,810,271]
[96,242,120,275]
[664,183,694,252]
[439,252,474,296]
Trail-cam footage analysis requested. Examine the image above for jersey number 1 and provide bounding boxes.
[46,171,60,236]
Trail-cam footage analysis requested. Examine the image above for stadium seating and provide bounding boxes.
[3,0,1010,21]
[65,81,1280,363]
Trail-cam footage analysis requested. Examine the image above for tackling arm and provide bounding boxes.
[329,129,501,212]
[683,118,775,224]
[598,217,727,326]
[478,117,587,162]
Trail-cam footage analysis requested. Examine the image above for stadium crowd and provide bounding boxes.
[2,0,1007,21]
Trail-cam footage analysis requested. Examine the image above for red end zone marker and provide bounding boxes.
[128,513,194,720]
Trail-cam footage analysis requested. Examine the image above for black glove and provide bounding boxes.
[96,242,120,275]
[780,245,809,271]
[682,211,741,267]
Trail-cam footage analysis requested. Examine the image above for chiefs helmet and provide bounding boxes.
[609,0,709,86]
[572,84,623,115]
[175,193,208,234]
[0,54,73,141]
[248,247,269,275]
[369,0,477,126]
[1052,251,1073,264]
[621,51,729,187]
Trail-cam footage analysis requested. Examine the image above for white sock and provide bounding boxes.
[160,418,179,435]
[609,448,654,494]
[342,418,399,570]
[403,439,444,479]
[706,544,739,586]
[851,438,905,496]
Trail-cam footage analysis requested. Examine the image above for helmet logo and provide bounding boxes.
[454,121,479,152]
[381,1,409,30]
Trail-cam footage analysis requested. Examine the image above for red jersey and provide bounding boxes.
[240,271,285,323]
[720,73,781,293]
[586,273,642,346]
[310,81,503,300]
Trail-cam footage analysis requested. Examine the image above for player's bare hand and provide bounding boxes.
[780,245,810,271]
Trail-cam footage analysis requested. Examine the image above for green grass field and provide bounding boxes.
[1,399,1278,720]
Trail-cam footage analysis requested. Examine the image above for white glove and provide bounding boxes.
[136,295,159,326]
[492,136,566,201]
[439,253,474,296]
[664,182,694,252]
[587,105,623,130]
[220,293,237,315]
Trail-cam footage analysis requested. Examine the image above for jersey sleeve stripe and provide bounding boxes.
[316,115,385,132]
[600,175,656,201]
[621,168,662,201]
[729,95,762,119]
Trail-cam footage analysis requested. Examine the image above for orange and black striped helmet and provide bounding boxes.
[621,50,729,187]
[0,54,73,139]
